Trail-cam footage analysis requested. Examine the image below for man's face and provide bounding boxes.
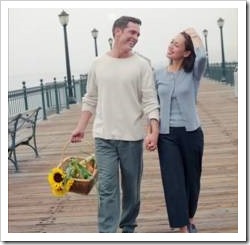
[115,22,140,52]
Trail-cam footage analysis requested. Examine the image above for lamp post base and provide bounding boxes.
[68,96,77,104]
[221,77,226,83]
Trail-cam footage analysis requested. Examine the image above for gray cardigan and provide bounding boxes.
[155,47,206,134]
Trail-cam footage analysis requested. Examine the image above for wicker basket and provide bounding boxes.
[57,155,98,195]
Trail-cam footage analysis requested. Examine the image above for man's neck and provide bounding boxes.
[108,49,133,59]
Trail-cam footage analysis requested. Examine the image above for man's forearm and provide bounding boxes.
[148,118,159,135]
[76,111,93,132]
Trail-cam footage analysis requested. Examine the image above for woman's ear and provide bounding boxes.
[184,50,191,58]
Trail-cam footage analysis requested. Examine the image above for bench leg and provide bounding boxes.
[27,144,39,157]
[22,140,39,158]
[33,136,39,157]
[8,150,19,171]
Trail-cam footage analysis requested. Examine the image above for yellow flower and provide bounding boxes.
[48,166,76,197]
[48,167,68,197]
[48,167,65,186]
[65,179,74,192]
[51,182,67,197]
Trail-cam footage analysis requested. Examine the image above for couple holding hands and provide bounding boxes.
[70,16,206,233]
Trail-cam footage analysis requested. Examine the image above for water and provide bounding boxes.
[8,72,67,91]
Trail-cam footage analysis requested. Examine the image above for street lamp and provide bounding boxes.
[217,17,226,82]
[108,37,113,50]
[91,28,98,57]
[202,29,210,76]
[58,10,76,104]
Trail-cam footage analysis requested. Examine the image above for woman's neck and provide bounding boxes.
[168,60,183,72]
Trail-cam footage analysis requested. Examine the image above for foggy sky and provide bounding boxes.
[4,1,244,90]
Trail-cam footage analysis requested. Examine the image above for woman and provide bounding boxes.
[152,28,206,233]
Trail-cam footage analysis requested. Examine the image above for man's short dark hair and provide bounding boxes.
[112,16,142,37]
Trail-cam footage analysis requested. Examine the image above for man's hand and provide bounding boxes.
[70,111,92,143]
[145,118,159,151]
[145,133,158,151]
[70,129,84,143]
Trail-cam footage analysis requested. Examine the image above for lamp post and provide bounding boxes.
[202,29,210,76]
[91,28,98,57]
[58,10,76,104]
[217,17,226,82]
[108,37,113,50]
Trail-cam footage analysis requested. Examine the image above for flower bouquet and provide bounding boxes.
[48,154,98,197]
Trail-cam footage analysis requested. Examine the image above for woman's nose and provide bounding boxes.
[169,42,174,48]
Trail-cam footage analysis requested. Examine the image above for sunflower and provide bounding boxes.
[48,167,75,197]
[47,167,65,186]
[51,182,67,197]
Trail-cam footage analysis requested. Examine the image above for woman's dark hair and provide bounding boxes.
[112,16,142,37]
[180,31,196,73]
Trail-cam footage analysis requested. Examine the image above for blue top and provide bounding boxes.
[155,47,206,134]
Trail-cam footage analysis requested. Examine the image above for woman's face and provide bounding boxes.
[166,33,190,61]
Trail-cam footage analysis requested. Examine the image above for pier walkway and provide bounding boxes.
[7,78,239,236]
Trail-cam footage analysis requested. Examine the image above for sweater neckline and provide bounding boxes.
[105,52,136,60]
[165,67,183,75]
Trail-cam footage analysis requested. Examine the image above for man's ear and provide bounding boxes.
[114,27,121,37]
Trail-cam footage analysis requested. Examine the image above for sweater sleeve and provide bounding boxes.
[193,47,207,82]
[81,63,98,114]
[141,63,160,120]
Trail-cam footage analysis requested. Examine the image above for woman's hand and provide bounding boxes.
[184,27,203,48]
[184,27,198,38]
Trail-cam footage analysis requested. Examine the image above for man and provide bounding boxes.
[71,16,159,233]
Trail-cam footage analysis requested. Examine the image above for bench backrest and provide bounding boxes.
[8,107,41,149]
[8,113,22,149]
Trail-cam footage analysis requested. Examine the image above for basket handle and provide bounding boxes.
[60,140,92,163]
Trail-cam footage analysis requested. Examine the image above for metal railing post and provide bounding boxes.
[79,74,84,98]
[64,76,69,109]
[80,74,87,97]
[72,75,76,99]
[54,78,60,114]
[40,79,47,120]
[46,85,50,108]
[22,81,28,110]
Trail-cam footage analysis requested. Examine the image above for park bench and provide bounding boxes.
[8,107,41,171]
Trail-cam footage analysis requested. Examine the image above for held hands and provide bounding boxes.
[145,118,159,152]
[144,133,158,152]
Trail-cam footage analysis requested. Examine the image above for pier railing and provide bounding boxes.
[8,61,238,121]
[8,74,87,120]
[204,62,238,85]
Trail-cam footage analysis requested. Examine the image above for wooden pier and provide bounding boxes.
[7,78,240,239]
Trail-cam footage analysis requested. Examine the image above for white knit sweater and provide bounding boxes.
[82,53,159,141]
